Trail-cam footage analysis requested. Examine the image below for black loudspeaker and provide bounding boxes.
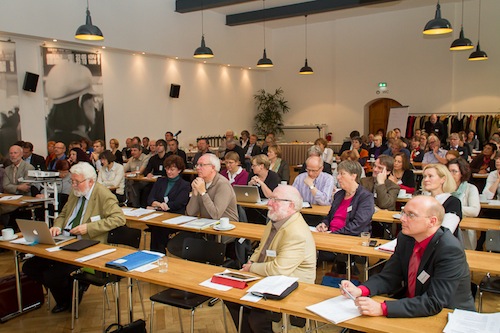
[22,72,39,92]
[169,84,180,98]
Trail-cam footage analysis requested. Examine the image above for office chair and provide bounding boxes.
[71,226,144,330]
[149,237,228,333]
[478,230,500,312]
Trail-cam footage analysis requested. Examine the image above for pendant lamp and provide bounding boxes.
[75,0,104,41]
[469,0,487,61]
[450,0,473,50]
[193,1,214,59]
[423,0,453,35]
[257,0,273,68]
[299,15,313,75]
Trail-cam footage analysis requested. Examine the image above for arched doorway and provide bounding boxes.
[368,98,403,134]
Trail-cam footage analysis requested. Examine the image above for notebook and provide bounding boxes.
[105,251,162,272]
[60,239,100,251]
[233,185,267,204]
[16,219,75,245]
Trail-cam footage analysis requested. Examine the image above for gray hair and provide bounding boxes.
[206,153,221,172]
[277,185,303,213]
[308,145,322,156]
[337,160,362,183]
[70,162,97,182]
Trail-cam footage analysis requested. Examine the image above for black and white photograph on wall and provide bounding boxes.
[43,47,105,147]
[0,40,21,158]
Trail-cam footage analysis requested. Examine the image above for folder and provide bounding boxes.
[105,251,162,272]
[211,275,248,289]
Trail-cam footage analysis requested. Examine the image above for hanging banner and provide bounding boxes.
[43,47,105,148]
[0,41,21,157]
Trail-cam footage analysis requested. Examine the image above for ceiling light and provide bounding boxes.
[299,15,313,75]
[257,0,273,68]
[450,0,473,51]
[193,1,214,59]
[423,1,452,35]
[75,0,104,41]
[469,0,487,61]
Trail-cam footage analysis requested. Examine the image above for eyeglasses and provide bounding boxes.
[269,197,292,203]
[71,178,88,186]
[195,163,212,168]
[306,168,322,173]
[400,209,430,220]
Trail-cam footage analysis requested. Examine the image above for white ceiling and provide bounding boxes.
[206,0,466,28]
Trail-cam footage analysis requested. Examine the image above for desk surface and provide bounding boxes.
[238,201,330,216]
[0,238,450,333]
[372,210,500,232]
[0,194,44,207]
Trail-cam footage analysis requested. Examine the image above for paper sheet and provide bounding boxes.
[200,278,232,291]
[306,295,361,324]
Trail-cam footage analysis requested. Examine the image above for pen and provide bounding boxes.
[250,291,267,300]
[338,284,356,301]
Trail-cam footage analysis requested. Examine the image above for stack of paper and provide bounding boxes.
[122,208,156,217]
[247,275,298,297]
[375,239,398,253]
[443,309,500,333]
[306,295,361,324]
[182,218,219,230]
[162,215,197,225]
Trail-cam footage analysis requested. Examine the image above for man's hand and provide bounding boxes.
[17,183,31,192]
[192,177,206,195]
[354,297,384,316]
[70,224,88,236]
[340,280,362,298]
[376,166,388,185]
[241,261,252,272]
[49,227,61,237]
[146,173,154,178]
[316,222,329,232]
[303,176,314,188]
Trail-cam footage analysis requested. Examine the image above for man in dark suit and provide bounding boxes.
[424,114,446,144]
[445,133,469,160]
[23,142,47,171]
[340,196,475,318]
[243,134,261,171]
[166,139,187,166]
[339,130,360,154]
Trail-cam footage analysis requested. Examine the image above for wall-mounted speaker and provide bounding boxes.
[169,84,180,98]
[22,72,39,92]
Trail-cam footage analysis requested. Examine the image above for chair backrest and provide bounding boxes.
[107,226,142,249]
[181,237,226,266]
[485,230,500,253]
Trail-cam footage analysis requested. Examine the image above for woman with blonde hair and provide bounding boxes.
[109,138,123,164]
[266,144,290,183]
[422,163,462,238]
[248,154,280,199]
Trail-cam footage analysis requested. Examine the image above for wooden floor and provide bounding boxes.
[0,250,498,333]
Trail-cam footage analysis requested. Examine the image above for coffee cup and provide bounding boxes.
[2,228,14,240]
[398,189,406,198]
[219,217,230,229]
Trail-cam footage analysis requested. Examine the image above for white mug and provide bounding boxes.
[2,228,14,240]
[220,217,230,229]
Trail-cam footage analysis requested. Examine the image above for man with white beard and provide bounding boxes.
[23,162,125,314]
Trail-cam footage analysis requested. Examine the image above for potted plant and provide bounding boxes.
[253,88,290,136]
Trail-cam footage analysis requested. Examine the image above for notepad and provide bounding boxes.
[105,251,162,271]
[182,218,219,230]
[375,239,397,253]
[162,215,197,225]
[306,295,361,324]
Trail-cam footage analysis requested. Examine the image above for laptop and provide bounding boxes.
[16,219,75,245]
[233,185,268,204]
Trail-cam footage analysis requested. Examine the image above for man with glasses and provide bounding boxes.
[340,196,475,318]
[48,141,67,171]
[422,134,448,166]
[292,156,335,206]
[186,154,238,221]
[23,162,126,314]
[360,154,400,211]
[226,185,316,332]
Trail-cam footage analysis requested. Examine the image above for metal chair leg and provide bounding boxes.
[71,279,78,330]
[221,301,228,333]
[478,290,483,313]
[150,301,155,333]
[102,285,107,332]
[190,308,195,333]
[135,280,146,319]
[178,307,185,333]
[238,306,243,333]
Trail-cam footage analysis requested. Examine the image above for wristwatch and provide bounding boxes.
[309,184,315,190]
[200,191,207,196]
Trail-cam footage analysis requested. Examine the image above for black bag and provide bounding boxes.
[104,319,147,333]
[0,273,44,323]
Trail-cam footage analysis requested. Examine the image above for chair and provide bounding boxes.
[149,237,228,333]
[71,226,144,330]
[478,230,500,312]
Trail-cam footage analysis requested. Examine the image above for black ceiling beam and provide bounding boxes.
[226,0,398,26]
[176,0,257,13]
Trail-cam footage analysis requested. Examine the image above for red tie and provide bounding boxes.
[407,245,421,298]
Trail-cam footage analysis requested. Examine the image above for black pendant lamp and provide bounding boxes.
[75,0,104,41]
[423,0,453,35]
[469,0,487,61]
[450,0,473,51]
[299,15,313,75]
[257,0,273,68]
[193,1,214,59]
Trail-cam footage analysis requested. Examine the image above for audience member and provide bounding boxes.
[45,141,56,168]
[109,138,123,164]
[147,139,157,157]
[22,142,46,171]
[469,143,497,174]
[299,145,333,175]
[339,130,360,154]
[422,135,447,166]
[224,139,245,165]
[142,137,150,154]
[409,136,424,163]
[243,134,262,170]
[340,195,475,317]
[352,136,369,169]
[315,138,334,164]
[122,137,133,162]
[369,135,387,161]
[124,144,150,207]
[220,151,248,186]
[383,138,411,159]
[464,130,479,152]
[360,155,399,211]
[483,153,500,200]
[97,150,125,202]
[68,147,91,167]
[292,156,335,206]
[267,144,289,183]
[445,133,469,160]
[90,139,105,172]
[192,138,213,167]
[143,139,167,178]
[389,152,416,194]
[166,139,187,166]
[240,130,250,150]
[424,114,446,143]
[248,154,280,199]
[48,142,67,171]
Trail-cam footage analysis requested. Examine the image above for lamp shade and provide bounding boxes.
[75,9,104,41]
[450,27,473,51]
[193,35,214,59]
[299,59,313,75]
[423,3,452,35]
[468,43,488,61]
[257,49,273,68]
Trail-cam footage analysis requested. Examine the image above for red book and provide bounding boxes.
[211,275,248,289]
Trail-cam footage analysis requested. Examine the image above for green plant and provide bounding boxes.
[253,88,290,136]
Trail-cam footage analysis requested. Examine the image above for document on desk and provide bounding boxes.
[375,239,398,253]
[246,275,298,296]
[182,218,219,230]
[162,215,197,225]
[122,208,156,217]
[140,213,162,221]
[443,309,500,333]
[306,295,361,324]
[0,195,23,201]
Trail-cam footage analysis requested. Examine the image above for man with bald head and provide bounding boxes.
[292,156,335,206]
[340,195,475,318]
[226,185,316,332]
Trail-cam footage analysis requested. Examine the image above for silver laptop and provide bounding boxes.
[233,185,268,204]
[16,219,75,245]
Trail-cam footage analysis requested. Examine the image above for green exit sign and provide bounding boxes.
[378,82,387,88]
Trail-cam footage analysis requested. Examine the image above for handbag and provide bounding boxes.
[104,319,147,333]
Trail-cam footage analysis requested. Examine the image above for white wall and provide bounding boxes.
[0,0,499,154]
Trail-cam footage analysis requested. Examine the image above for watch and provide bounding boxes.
[200,191,207,196]
[309,184,315,190]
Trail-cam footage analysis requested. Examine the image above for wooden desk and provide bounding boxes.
[0,194,43,207]
[372,210,500,232]
[237,201,330,216]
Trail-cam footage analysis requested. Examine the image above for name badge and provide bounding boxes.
[459,151,463,155]
[266,250,277,257]
[90,215,101,222]
[415,151,420,156]
[159,165,163,171]
[417,270,430,284]
[347,206,352,212]
[434,129,439,132]
[164,196,169,203]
